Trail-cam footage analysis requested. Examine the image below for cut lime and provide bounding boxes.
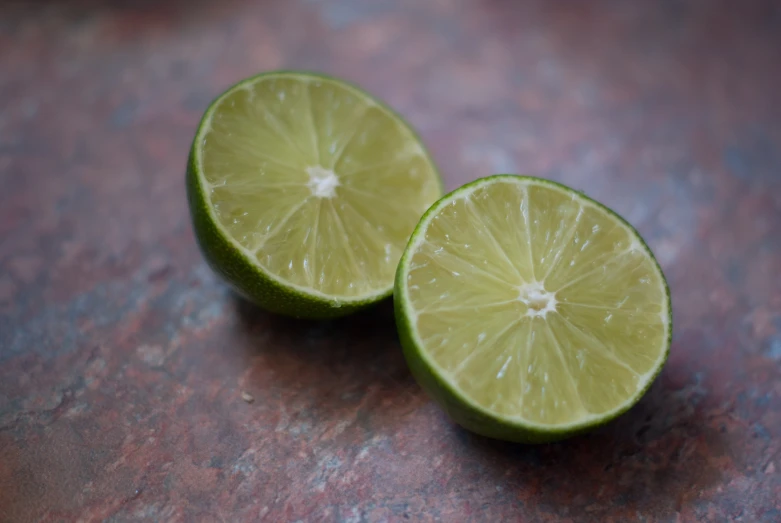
[395,175,671,443]
[187,71,442,318]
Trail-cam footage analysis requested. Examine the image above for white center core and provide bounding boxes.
[518,281,557,318]
[306,166,340,198]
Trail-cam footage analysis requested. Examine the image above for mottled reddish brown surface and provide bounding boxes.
[1,0,780,521]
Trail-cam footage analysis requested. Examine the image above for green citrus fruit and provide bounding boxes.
[187,71,442,318]
[395,175,671,443]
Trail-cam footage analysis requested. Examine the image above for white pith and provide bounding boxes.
[306,166,340,198]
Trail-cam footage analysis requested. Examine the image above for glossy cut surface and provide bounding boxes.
[199,73,441,298]
[402,177,670,427]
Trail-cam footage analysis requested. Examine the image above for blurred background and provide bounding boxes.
[1,0,780,521]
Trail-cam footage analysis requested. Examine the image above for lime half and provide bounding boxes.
[187,71,442,318]
[395,175,671,443]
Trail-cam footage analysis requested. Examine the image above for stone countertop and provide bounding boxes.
[1,1,780,521]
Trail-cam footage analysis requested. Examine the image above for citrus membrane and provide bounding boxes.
[395,175,671,442]
[187,71,442,317]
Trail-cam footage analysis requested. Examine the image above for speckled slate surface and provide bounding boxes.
[1,1,780,521]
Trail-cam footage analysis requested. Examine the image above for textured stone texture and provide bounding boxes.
[1,0,780,521]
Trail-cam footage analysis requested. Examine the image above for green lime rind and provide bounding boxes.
[394,174,672,443]
[186,70,443,319]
